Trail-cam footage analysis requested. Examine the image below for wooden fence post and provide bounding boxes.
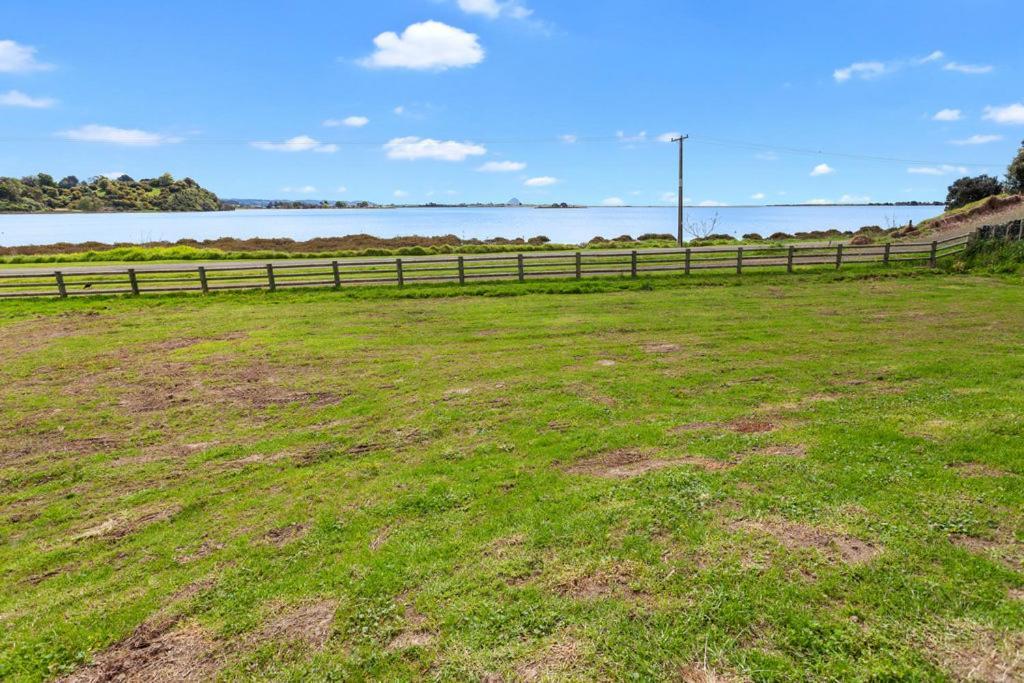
[266,263,276,291]
[198,266,209,293]
[331,261,341,288]
[883,243,891,266]
[54,271,67,298]
[396,258,404,287]
[736,247,743,274]
[929,241,938,268]
[128,268,140,295]
[787,246,794,273]
[684,248,691,275]
[630,250,637,277]
[517,253,525,282]
[835,244,843,270]
[458,256,465,285]
[575,252,582,279]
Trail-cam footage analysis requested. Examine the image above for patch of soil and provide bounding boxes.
[146,332,247,352]
[951,534,1023,570]
[948,462,1010,478]
[929,620,1024,683]
[1,433,123,467]
[595,359,617,367]
[730,519,881,565]
[515,636,584,682]
[554,564,646,601]
[1008,588,1024,602]
[641,342,680,354]
[679,662,749,683]
[386,605,435,651]
[73,504,181,542]
[564,449,734,478]
[262,523,308,547]
[728,419,776,434]
[671,421,722,433]
[175,539,225,564]
[59,615,221,683]
[256,599,337,649]
[747,445,807,458]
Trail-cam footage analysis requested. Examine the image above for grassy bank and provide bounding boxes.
[1,271,1022,680]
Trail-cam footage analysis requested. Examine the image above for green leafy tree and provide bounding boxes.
[1006,139,1024,194]
[58,175,79,189]
[945,175,1003,210]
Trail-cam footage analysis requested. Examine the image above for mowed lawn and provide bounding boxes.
[1,272,1022,682]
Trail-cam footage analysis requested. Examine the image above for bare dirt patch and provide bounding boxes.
[747,445,807,459]
[728,419,776,434]
[948,462,1011,478]
[641,342,680,354]
[729,519,881,565]
[679,661,749,682]
[60,615,221,683]
[565,449,734,478]
[386,604,435,651]
[929,620,1024,683]
[553,563,647,601]
[174,539,225,564]
[256,599,337,649]
[951,534,1023,571]
[515,635,584,682]
[262,523,308,547]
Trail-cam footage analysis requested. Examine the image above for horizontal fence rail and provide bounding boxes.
[0,236,972,300]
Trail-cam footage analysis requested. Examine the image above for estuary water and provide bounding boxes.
[0,205,941,247]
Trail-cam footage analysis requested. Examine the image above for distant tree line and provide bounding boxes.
[946,140,1024,210]
[0,173,227,213]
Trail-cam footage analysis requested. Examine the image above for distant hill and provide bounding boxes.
[0,173,226,213]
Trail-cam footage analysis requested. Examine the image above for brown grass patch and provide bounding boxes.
[514,635,585,682]
[386,604,435,651]
[641,342,680,354]
[729,519,881,565]
[951,534,1023,570]
[728,419,776,434]
[73,504,181,542]
[948,462,1011,478]
[672,421,722,433]
[256,599,337,649]
[553,563,647,601]
[59,615,221,683]
[929,620,1024,682]
[262,523,308,547]
[747,445,807,458]
[679,661,749,683]
[174,539,225,564]
[565,448,734,478]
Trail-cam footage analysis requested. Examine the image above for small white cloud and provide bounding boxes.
[559,134,578,144]
[943,62,993,75]
[932,108,962,122]
[384,136,486,162]
[698,200,727,207]
[804,199,832,205]
[524,176,558,187]
[950,134,1003,146]
[59,124,183,147]
[656,132,681,143]
[834,61,886,82]
[907,164,968,176]
[102,172,127,180]
[810,163,835,176]
[660,192,677,203]
[477,160,527,172]
[983,103,1024,125]
[393,189,409,198]
[838,194,870,204]
[750,192,766,201]
[0,89,56,108]
[393,105,406,116]
[252,135,337,153]
[601,197,625,207]
[282,185,318,194]
[616,130,647,143]
[0,40,53,73]
[324,116,369,128]
[754,151,779,161]
[916,50,945,64]
[457,0,533,20]
[359,21,484,71]
[336,186,348,193]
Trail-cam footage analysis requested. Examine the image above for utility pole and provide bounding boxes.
[671,135,689,246]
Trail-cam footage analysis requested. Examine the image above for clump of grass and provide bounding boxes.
[950,238,1024,274]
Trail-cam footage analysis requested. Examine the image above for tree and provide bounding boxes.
[36,173,55,187]
[0,178,22,202]
[1006,139,1024,194]
[58,175,79,189]
[945,175,1003,210]
[116,174,134,183]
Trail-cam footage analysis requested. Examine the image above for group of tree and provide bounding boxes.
[945,140,1024,210]
[0,173,226,213]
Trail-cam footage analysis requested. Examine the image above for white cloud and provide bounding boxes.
[657,132,681,143]
[524,176,558,187]
[393,105,405,115]
[359,21,484,71]
[660,192,677,203]
[337,186,348,193]
[102,172,127,180]
[983,103,1024,125]
[750,192,766,200]
[324,116,369,128]
[456,0,532,20]
[251,135,337,153]
[698,200,727,207]
[59,124,183,147]
[616,130,647,143]
[0,89,56,108]
[559,134,578,144]
[803,199,832,205]
[943,62,993,75]
[950,134,1003,146]
[601,197,625,206]
[916,50,945,64]
[393,189,409,198]
[384,136,486,161]
[907,164,968,176]
[833,61,886,82]
[754,151,779,161]
[932,108,962,122]
[838,194,871,204]
[810,163,835,176]
[477,160,526,172]
[0,40,53,73]
[282,185,318,194]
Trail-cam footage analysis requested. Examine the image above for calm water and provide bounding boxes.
[0,205,941,247]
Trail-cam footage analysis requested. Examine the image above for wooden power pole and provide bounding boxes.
[671,135,689,246]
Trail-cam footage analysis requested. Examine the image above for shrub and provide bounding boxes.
[637,233,675,241]
[742,233,763,241]
[946,175,1003,210]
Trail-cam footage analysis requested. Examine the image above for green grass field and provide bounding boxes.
[1,269,1022,681]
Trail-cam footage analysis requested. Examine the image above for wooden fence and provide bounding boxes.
[0,234,971,299]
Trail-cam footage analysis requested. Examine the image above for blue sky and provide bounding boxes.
[2,0,1022,205]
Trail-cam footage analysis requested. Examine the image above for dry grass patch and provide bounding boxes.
[261,523,308,548]
[948,462,1011,478]
[640,342,681,354]
[746,445,807,459]
[514,634,586,682]
[951,534,1023,571]
[728,419,776,434]
[552,562,648,602]
[386,604,435,651]
[679,661,749,682]
[729,519,881,565]
[565,448,734,478]
[72,504,182,543]
[256,599,337,649]
[928,620,1024,683]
